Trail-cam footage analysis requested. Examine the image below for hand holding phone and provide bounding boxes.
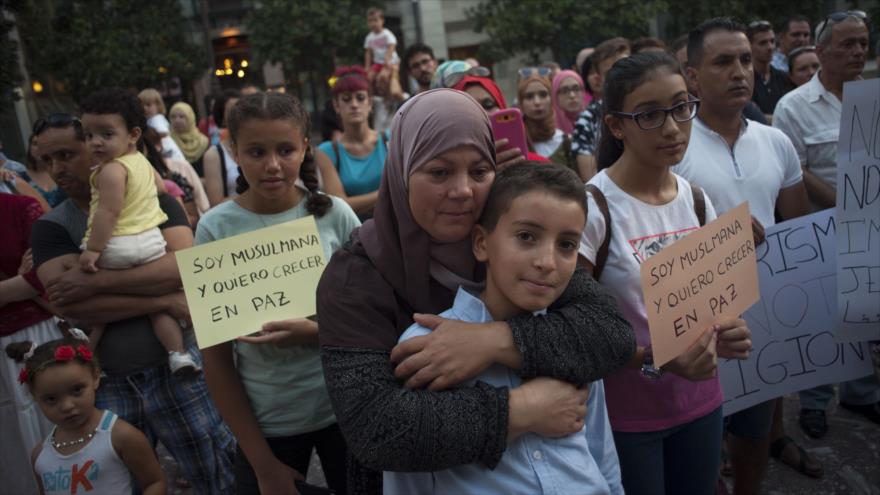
[490,108,529,159]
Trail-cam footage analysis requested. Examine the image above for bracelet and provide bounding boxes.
[641,346,663,380]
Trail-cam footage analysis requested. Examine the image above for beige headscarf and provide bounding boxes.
[518,75,557,143]
[169,102,209,163]
[358,89,496,313]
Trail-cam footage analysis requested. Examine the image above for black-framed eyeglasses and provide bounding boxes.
[518,67,552,79]
[444,66,491,88]
[816,10,868,43]
[611,99,700,131]
[32,113,81,136]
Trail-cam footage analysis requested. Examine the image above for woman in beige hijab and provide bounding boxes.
[169,102,210,165]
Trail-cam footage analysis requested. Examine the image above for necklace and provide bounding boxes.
[51,429,97,449]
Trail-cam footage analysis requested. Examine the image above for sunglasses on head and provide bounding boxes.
[748,20,772,30]
[788,45,817,59]
[518,67,552,79]
[444,66,492,88]
[816,10,868,42]
[32,113,80,136]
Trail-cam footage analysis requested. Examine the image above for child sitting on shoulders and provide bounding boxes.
[78,88,199,375]
[364,7,403,100]
[10,335,165,495]
[384,163,623,495]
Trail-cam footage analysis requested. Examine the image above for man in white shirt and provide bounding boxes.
[677,18,811,494]
[774,12,869,210]
[772,11,880,439]
[771,15,812,73]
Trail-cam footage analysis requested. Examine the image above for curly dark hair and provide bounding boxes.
[79,87,146,133]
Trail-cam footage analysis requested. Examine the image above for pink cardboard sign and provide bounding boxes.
[640,202,759,367]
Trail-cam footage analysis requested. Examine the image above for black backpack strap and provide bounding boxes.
[217,143,228,197]
[585,184,612,280]
[331,140,342,171]
[691,183,706,226]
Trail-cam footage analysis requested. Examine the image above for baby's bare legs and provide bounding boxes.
[150,312,184,353]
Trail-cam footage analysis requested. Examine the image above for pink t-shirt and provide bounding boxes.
[580,171,723,432]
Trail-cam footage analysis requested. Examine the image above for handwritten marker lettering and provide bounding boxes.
[719,209,875,416]
[640,202,760,367]
[176,217,327,348]
[835,79,880,342]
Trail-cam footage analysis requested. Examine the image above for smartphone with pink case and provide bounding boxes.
[490,108,529,157]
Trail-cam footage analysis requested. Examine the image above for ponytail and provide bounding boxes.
[301,145,332,217]
[140,127,170,177]
[235,167,249,194]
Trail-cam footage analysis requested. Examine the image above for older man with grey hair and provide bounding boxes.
[774,11,868,210]
[773,10,880,438]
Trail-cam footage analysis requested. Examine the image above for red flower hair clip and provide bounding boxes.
[54,346,75,361]
[76,345,93,361]
[18,368,28,384]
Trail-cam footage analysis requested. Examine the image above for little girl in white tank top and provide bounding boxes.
[10,335,166,494]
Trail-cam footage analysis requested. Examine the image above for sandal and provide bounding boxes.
[799,409,827,438]
[770,435,823,479]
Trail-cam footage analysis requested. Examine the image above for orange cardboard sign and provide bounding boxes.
[640,202,759,367]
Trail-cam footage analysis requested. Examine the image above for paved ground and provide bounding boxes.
[741,393,880,495]
[160,391,878,494]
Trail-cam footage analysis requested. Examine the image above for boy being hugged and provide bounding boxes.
[384,163,623,495]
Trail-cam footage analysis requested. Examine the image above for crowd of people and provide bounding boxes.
[1,6,878,495]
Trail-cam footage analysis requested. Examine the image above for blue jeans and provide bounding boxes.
[799,374,880,411]
[613,407,723,495]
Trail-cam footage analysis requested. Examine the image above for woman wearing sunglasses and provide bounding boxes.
[579,51,752,495]
[316,66,389,220]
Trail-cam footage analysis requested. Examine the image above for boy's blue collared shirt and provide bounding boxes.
[384,287,624,495]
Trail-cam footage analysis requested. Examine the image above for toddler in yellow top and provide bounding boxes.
[78,88,199,375]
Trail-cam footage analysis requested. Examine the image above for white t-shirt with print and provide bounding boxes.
[580,170,718,348]
[364,28,399,65]
[579,170,723,432]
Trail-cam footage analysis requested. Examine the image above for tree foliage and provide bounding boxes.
[0,9,22,113]
[466,0,848,64]
[467,0,659,64]
[246,0,381,79]
[659,0,829,40]
[9,0,204,102]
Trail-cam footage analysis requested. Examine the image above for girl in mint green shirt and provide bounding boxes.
[197,92,360,495]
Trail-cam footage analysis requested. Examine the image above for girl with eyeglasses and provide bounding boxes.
[316,66,390,220]
[552,70,588,135]
[579,51,752,495]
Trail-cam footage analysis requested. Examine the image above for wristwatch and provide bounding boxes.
[641,347,663,380]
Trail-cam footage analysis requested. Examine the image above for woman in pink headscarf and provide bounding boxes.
[316,88,634,493]
[552,70,589,134]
